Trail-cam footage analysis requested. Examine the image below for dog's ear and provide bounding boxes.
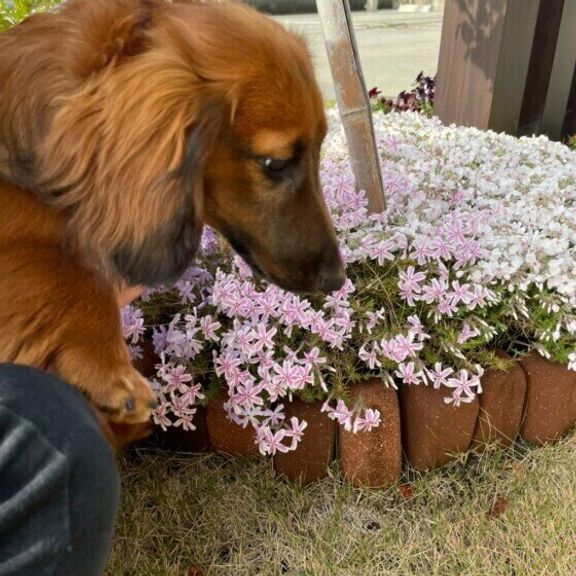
[64,0,160,79]
[37,49,228,286]
[111,103,225,285]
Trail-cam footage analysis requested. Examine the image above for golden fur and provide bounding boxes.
[0,0,344,437]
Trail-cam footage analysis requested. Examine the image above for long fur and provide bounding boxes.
[0,0,344,437]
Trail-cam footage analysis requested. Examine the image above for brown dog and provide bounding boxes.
[0,0,345,428]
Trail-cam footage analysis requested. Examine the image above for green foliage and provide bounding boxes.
[0,0,61,32]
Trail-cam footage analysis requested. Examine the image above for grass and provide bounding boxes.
[107,433,576,576]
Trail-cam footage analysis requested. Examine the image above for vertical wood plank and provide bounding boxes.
[435,0,539,135]
[517,0,565,136]
[540,1,576,140]
[435,0,508,129]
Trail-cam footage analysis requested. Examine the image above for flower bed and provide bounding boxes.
[123,109,576,486]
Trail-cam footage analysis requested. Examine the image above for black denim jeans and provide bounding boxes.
[0,364,119,576]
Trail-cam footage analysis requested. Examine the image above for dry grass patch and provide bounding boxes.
[107,434,576,576]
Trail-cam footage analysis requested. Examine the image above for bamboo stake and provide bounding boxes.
[315,0,385,213]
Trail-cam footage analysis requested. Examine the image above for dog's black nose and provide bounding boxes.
[317,260,347,294]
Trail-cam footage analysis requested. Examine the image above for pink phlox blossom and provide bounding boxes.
[260,404,286,427]
[410,240,434,265]
[323,278,354,309]
[283,346,299,363]
[395,362,424,385]
[457,323,480,344]
[250,324,277,352]
[421,278,449,304]
[231,379,264,409]
[233,255,255,279]
[153,396,172,431]
[121,306,145,344]
[359,343,382,369]
[467,285,492,310]
[164,323,203,360]
[256,350,275,373]
[213,350,242,378]
[444,369,482,406]
[230,324,257,356]
[449,280,474,306]
[394,332,424,358]
[152,326,168,355]
[272,360,306,391]
[176,280,196,304]
[257,426,291,456]
[353,408,381,433]
[161,364,193,394]
[279,296,311,327]
[437,261,450,282]
[444,219,468,244]
[322,399,354,431]
[199,315,222,341]
[426,362,454,390]
[407,315,430,340]
[364,307,386,333]
[333,309,355,333]
[380,338,405,363]
[430,236,453,260]
[287,417,308,449]
[178,381,205,406]
[436,296,458,317]
[200,227,220,256]
[369,238,397,265]
[308,310,327,332]
[398,266,427,294]
[127,344,142,362]
[303,347,327,365]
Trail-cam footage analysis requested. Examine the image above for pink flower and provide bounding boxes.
[457,323,480,344]
[231,379,264,408]
[359,344,382,369]
[322,399,353,431]
[394,333,424,358]
[287,417,308,449]
[410,241,433,265]
[257,427,291,456]
[449,280,474,306]
[444,370,482,406]
[272,360,305,391]
[421,278,448,304]
[162,365,193,394]
[250,324,277,352]
[398,266,426,294]
[353,408,381,433]
[407,315,430,340]
[426,362,454,389]
[200,315,221,341]
[395,362,423,385]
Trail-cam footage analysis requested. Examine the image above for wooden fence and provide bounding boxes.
[435,0,576,141]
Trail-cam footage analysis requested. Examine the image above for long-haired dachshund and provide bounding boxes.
[0,0,345,431]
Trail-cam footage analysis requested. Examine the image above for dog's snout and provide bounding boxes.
[317,258,347,294]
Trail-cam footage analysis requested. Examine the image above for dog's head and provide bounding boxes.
[37,0,345,294]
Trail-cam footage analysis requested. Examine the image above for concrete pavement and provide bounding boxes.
[273,10,443,100]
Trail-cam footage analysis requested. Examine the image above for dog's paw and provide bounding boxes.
[90,366,157,424]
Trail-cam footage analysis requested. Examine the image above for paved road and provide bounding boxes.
[274,10,443,100]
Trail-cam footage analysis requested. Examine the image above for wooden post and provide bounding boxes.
[435,0,540,134]
[540,1,576,140]
[435,0,576,141]
[316,0,385,213]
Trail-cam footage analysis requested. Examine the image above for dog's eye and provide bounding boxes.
[261,157,290,175]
